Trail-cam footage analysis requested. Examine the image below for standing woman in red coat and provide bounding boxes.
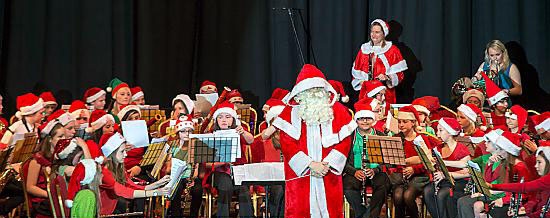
[351,19,408,105]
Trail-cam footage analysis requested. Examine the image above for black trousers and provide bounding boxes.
[169,177,203,217]
[343,172,391,218]
[267,185,284,218]
[423,179,467,218]
[0,178,25,215]
[456,195,509,218]
[212,172,253,217]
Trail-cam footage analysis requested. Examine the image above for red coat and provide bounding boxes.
[273,102,356,218]
[351,42,407,104]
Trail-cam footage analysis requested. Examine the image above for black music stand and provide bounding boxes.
[466,161,493,201]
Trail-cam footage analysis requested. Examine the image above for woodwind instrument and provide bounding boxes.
[100,212,144,218]
[541,197,550,218]
[361,135,368,206]
[510,176,525,218]
[200,87,231,133]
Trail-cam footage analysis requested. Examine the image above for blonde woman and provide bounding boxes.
[473,40,522,96]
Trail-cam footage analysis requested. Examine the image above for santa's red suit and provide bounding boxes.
[351,41,407,105]
[273,64,357,218]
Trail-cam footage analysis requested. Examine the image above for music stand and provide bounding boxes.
[365,135,406,166]
[0,147,14,172]
[466,161,492,201]
[140,139,177,179]
[141,106,166,133]
[456,136,477,157]
[11,133,40,164]
[432,148,455,187]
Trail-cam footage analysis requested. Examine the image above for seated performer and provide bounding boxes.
[0,93,44,150]
[259,88,288,133]
[69,100,91,127]
[105,78,131,123]
[411,97,436,136]
[392,106,437,218]
[473,40,522,97]
[130,86,145,105]
[462,89,485,111]
[488,144,550,218]
[482,72,510,130]
[457,131,533,218]
[98,132,170,215]
[199,80,218,94]
[205,101,254,217]
[65,158,103,218]
[343,97,390,218]
[83,87,107,111]
[40,91,58,120]
[423,117,471,218]
[352,18,407,105]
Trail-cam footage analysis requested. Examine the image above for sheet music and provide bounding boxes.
[121,120,150,148]
[190,129,241,162]
[166,158,188,195]
[232,162,285,185]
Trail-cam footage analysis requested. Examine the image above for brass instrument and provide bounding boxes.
[451,77,474,99]
[0,168,17,193]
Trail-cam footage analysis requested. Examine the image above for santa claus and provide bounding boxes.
[273,64,357,217]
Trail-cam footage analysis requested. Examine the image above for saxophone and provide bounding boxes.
[0,167,16,193]
[182,163,198,209]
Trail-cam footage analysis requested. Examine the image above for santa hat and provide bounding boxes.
[53,139,79,160]
[86,110,115,133]
[397,105,420,126]
[65,158,101,208]
[100,132,125,157]
[83,87,106,104]
[40,110,75,135]
[264,99,285,123]
[484,129,504,145]
[106,78,130,99]
[40,92,57,107]
[481,72,508,106]
[117,104,141,120]
[533,112,550,134]
[354,98,376,121]
[282,64,337,106]
[360,80,386,99]
[371,19,389,36]
[505,105,528,131]
[328,80,349,103]
[69,100,90,120]
[270,88,289,101]
[495,131,522,156]
[87,141,104,164]
[227,89,243,103]
[438,117,461,136]
[175,115,195,132]
[457,103,488,131]
[536,142,550,162]
[130,86,144,101]
[462,89,485,105]
[200,80,217,91]
[15,93,44,119]
[412,96,440,116]
[172,94,194,114]
[212,101,241,125]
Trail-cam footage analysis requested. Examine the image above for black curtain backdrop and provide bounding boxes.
[1,0,549,117]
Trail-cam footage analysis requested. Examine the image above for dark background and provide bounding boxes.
[0,0,549,118]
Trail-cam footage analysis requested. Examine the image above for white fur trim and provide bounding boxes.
[131,91,144,101]
[484,130,502,145]
[57,113,75,126]
[86,114,115,133]
[388,60,408,75]
[266,105,285,123]
[101,132,125,157]
[322,149,347,175]
[56,139,78,160]
[505,112,517,120]
[457,104,477,122]
[272,116,300,140]
[341,95,349,103]
[94,156,104,164]
[388,73,399,88]
[351,63,369,91]
[361,41,393,55]
[176,120,195,132]
[213,107,238,123]
[117,104,141,119]
[288,151,312,176]
[41,120,60,135]
[535,118,550,132]
[495,135,520,156]
[367,86,386,98]
[355,110,376,120]
[80,159,97,185]
[413,135,426,147]
[283,77,337,106]
[19,98,44,116]
[321,122,339,148]
[413,105,430,116]
[536,147,550,163]
[487,90,508,106]
[438,118,459,136]
[371,19,389,36]
[338,120,357,142]
[70,109,89,120]
[396,111,416,121]
[65,200,73,208]
[86,90,106,103]
[43,100,57,106]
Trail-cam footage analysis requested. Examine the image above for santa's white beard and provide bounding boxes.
[295,88,334,126]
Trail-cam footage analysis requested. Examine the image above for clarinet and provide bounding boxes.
[513,177,525,218]
[361,135,368,206]
[541,197,550,218]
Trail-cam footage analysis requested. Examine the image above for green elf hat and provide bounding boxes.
[106,78,130,99]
